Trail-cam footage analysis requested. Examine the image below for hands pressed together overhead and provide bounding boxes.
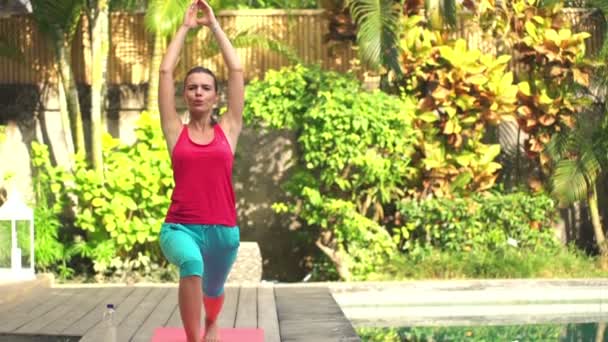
[183,0,217,29]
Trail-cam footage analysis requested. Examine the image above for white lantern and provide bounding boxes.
[0,189,35,281]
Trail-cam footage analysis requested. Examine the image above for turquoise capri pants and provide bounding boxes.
[159,222,240,297]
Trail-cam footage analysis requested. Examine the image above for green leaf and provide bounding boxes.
[419,111,438,123]
[124,197,138,211]
[466,74,488,85]
[524,21,537,40]
[117,234,126,245]
[518,82,532,96]
[480,144,501,165]
[455,153,475,167]
[500,72,514,91]
[91,198,105,207]
[545,29,560,44]
[136,232,148,244]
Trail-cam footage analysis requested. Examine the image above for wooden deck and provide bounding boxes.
[0,283,360,342]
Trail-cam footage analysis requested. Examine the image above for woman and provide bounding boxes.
[157,0,244,341]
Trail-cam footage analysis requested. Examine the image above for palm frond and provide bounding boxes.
[442,0,457,27]
[588,0,608,13]
[546,127,572,161]
[425,0,457,29]
[549,111,605,205]
[592,116,608,165]
[31,0,84,40]
[145,0,189,37]
[552,159,590,204]
[587,0,608,59]
[348,0,401,73]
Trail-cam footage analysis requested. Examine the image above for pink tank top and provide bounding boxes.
[165,124,237,226]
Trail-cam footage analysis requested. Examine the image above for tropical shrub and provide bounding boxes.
[31,112,173,277]
[394,191,559,254]
[245,65,418,280]
[473,0,592,182]
[398,15,518,197]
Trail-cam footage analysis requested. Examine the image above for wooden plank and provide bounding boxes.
[234,286,257,328]
[257,284,280,342]
[41,287,115,334]
[275,287,360,342]
[130,287,176,342]
[15,288,94,334]
[118,287,169,341]
[0,288,72,332]
[63,286,135,336]
[217,286,239,328]
[80,287,153,342]
[165,303,182,328]
[0,287,55,321]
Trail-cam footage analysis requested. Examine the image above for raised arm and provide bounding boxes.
[198,0,244,148]
[158,2,200,154]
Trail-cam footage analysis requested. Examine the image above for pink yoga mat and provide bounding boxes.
[150,327,264,342]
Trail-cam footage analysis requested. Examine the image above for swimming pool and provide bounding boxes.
[329,279,608,341]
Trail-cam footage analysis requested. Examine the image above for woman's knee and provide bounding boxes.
[203,279,225,297]
[160,224,204,278]
[202,253,238,297]
[180,259,204,278]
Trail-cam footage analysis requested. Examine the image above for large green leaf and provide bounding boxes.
[145,0,189,36]
[548,113,605,205]
[348,0,401,73]
[552,159,590,204]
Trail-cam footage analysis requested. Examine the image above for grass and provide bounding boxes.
[366,246,608,280]
[357,322,607,342]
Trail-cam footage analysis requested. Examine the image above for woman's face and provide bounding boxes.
[183,72,218,114]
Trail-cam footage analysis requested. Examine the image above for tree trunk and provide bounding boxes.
[426,0,443,29]
[147,33,165,113]
[315,238,352,281]
[58,78,75,164]
[54,33,85,156]
[90,0,109,176]
[587,181,608,256]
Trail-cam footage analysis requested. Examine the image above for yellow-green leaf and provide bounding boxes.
[466,74,488,85]
[500,72,514,91]
[518,81,531,96]
[525,21,537,39]
[545,29,560,44]
[92,198,105,207]
[419,111,438,123]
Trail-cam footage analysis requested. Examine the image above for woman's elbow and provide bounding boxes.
[159,67,173,75]
[229,66,244,73]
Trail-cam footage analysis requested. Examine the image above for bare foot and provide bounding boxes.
[202,320,220,342]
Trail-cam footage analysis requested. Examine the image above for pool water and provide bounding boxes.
[357,322,607,341]
[0,334,80,342]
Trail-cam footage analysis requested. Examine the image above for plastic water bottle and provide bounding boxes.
[102,303,117,342]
